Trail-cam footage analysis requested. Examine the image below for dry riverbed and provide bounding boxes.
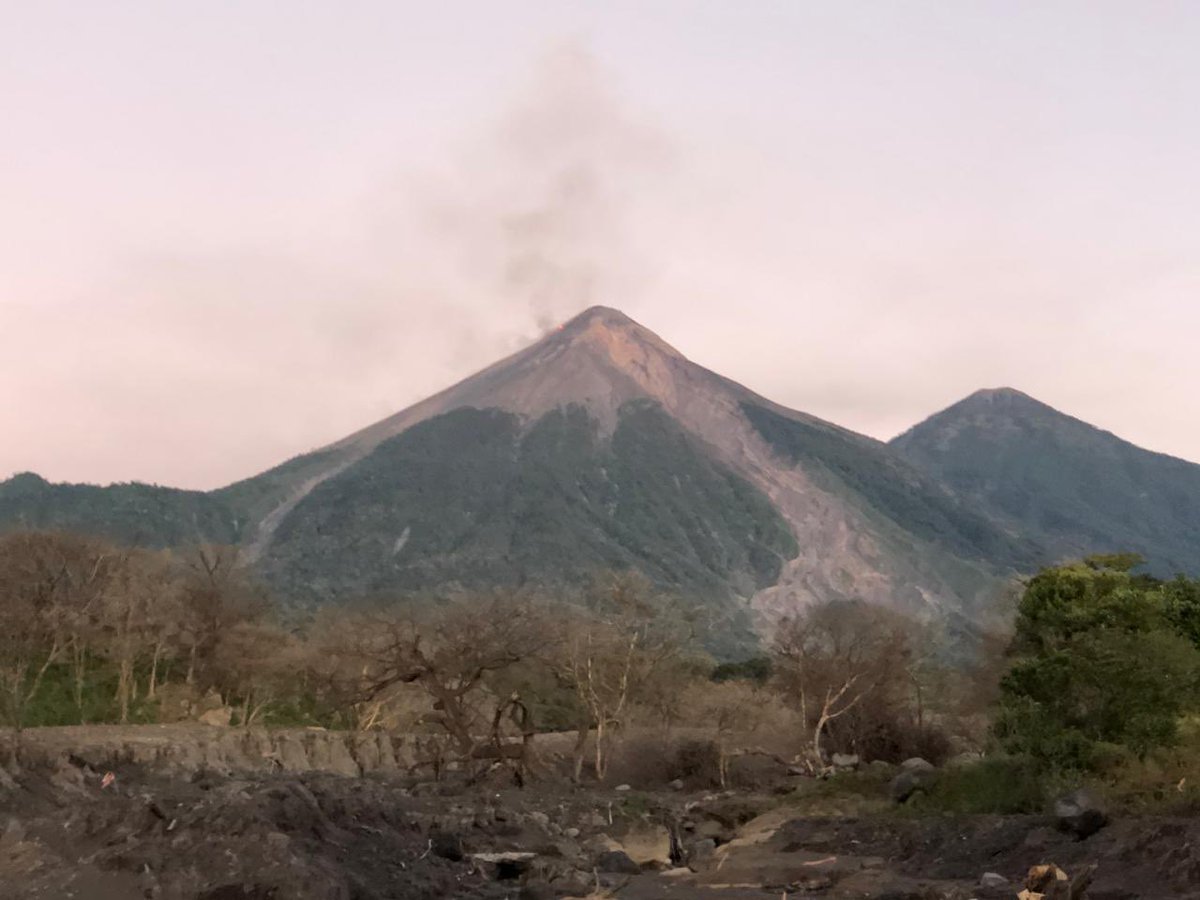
[1,726,1198,899]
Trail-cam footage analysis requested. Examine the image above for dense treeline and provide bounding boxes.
[0,530,978,782]
[996,554,1200,769]
[0,532,282,729]
[5,529,1198,801]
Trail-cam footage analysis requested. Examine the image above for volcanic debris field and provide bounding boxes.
[1,727,1199,899]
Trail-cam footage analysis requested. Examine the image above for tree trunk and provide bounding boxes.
[25,642,61,708]
[118,657,132,724]
[148,641,162,699]
[71,642,88,722]
[812,712,830,764]
[594,718,607,781]
[571,725,588,783]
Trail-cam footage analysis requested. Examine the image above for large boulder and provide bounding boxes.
[686,837,716,865]
[595,849,640,874]
[198,707,232,727]
[430,829,465,861]
[614,823,672,866]
[1054,788,1108,838]
[891,764,939,803]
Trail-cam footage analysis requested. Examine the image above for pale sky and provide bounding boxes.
[3,1,1198,489]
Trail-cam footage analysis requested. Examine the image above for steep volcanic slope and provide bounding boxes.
[891,388,1200,576]
[227,307,1033,629]
[258,404,799,653]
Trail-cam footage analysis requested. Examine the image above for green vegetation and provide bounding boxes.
[260,402,798,656]
[995,556,1200,771]
[711,656,772,684]
[890,388,1200,578]
[0,472,241,548]
[213,446,346,534]
[905,757,1047,815]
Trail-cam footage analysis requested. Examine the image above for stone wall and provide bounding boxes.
[0,724,421,778]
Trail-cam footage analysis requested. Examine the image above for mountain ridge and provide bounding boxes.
[891,386,1200,576]
[8,307,1193,642]
[175,306,1040,633]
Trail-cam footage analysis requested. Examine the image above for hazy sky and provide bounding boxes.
[4,1,1199,489]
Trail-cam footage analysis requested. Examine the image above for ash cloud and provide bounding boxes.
[408,41,671,340]
[2,41,674,489]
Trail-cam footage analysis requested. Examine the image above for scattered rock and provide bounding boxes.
[980,871,1009,888]
[564,827,580,838]
[429,829,464,861]
[686,837,716,864]
[265,831,290,852]
[696,795,767,830]
[692,818,732,843]
[832,753,860,769]
[528,811,550,830]
[900,757,935,772]
[198,707,233,727]
[1023,826,1056,850]
[1022,862,1075,898]
[616,823,672,866]
[1054,788,1108,838]
[595,849,640,874]
[891,766,939,803]
[470,851,536,880]
[614,784,632,792]
[668,779,684,791]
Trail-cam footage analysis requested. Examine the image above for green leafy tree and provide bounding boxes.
[996,560,1200,769]
[1162,575,1200,649]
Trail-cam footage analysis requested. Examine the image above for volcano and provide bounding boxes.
[208,307,1036,636]
[1,307,1043,646]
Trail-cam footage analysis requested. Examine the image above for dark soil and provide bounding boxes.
[2,752,1199,899]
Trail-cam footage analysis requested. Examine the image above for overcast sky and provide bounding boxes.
[3,1,1198,489]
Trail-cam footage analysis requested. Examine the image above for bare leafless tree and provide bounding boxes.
[773,600,917,766]
[0,532,121,727]
[176,544,268,691]
[328,592,548,776]
[548,573,700,781]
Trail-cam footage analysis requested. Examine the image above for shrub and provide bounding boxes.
[910,757,1047,815]
[673,738,722,787]
[601,732,677,788]
[711,657,772,685]
[842,711,953,766]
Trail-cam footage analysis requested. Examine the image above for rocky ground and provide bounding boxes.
[2,728,1199,899]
